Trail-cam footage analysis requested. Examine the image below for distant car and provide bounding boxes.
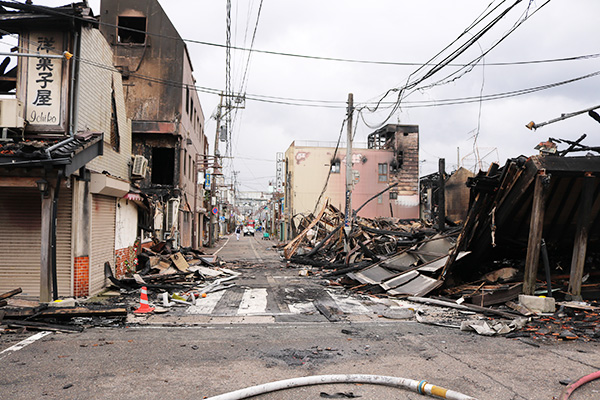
[243,226,255,236]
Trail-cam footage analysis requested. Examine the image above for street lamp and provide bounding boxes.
[36,179,49,198]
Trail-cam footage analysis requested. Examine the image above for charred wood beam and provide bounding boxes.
[557,134,587,156]
[305,224,343,258]
[358,240,380,262]
[288,256,348,270]
[523,170,550,295]
[4,307,128,320]
[3,319,84,333]
[0,288,22,300]
[357,225,418,238]
[568,173,595,300]
[323,261,374,278]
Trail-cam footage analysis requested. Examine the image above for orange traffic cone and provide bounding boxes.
[134,286,155,314]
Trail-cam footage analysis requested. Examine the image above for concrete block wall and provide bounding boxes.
[78,26,132,182]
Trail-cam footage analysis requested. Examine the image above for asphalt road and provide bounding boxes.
[1,233,599,399]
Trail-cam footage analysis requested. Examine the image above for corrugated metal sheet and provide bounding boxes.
[90,194,116,295]
[0,188,41,297]
[56,187,72,297]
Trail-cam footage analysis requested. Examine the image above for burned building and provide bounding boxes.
[99,0,209,249]
[0,2,137,300]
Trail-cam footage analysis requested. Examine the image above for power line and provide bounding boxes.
[361,0,552,129]
[0,0,593,69]
[6,27,597,112]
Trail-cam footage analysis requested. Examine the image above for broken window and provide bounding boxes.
[183,149,187,176]
[186,86,190,115]
[118,16,146,44]
[151,147,175,185]
[378,163,388,182]
[330,159,340,173]
[389,192,398,200]
[110,89,120,152]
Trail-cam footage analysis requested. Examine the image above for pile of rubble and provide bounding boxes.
[0,288,127,333]
[282,200,461,298]
[0,243,240,334]
[280,145,600,341]
[104,242,240,312]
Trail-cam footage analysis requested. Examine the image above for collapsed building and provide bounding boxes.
[284,135,600,305]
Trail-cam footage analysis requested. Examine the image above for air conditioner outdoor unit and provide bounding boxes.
[0,99,24,128]
[131,155,148,178]
[166,198,180,231]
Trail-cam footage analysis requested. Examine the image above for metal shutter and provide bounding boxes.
[90,194,116,295]
[0,188,41,298]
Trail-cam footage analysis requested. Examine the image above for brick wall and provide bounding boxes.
[114,247,136,278]
[74,256,89,297]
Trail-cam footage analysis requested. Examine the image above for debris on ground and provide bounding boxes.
[0,288,127,333]
[102,242,239,318]
[280,137,600,341]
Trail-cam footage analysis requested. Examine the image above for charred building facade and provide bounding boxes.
[99,0,208,249]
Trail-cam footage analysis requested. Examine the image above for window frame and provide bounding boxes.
[378,163,388,182]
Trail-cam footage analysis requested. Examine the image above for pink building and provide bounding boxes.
[284,125,419,238]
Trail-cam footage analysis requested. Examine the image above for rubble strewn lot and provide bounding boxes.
[2,144,599,347]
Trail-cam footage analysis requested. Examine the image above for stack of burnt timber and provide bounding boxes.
[108,242,221,291]
[286,137,600,307]
[0,288,127,333]
[107,242,240,311]
[283,201,462,297]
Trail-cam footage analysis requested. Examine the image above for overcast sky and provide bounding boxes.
[34,1,600,192]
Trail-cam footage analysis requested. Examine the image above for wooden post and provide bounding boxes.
[568,173,595,300]
[523,170,549,295]
[40,187,54,302]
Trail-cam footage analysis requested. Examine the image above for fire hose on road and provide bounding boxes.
[205,374,478,400]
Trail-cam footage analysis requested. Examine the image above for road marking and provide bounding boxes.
[213,236,231,256]
[0,331,52,359]
[327,290,370,314]
[248,237,264,262]
[288,302,317,314]
[238,288,268,315]
[186,290,225,314]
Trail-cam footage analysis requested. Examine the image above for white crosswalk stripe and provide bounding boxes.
[186,290,225,315]
[288,301,317,314]
[326,290,370,314]
[238,288,268,315]
[185,287,373,317]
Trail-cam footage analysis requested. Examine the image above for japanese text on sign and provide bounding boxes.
[25,32,63,126]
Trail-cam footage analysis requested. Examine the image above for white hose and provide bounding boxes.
[205,374,478,400]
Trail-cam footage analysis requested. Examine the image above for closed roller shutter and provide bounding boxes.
[56,187,72,297]
[0,188,41,298]
[90,194,116,295]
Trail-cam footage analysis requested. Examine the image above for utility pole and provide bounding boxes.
[192,153,198,249]
[209,94,223,247]
[344,93,354,253]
